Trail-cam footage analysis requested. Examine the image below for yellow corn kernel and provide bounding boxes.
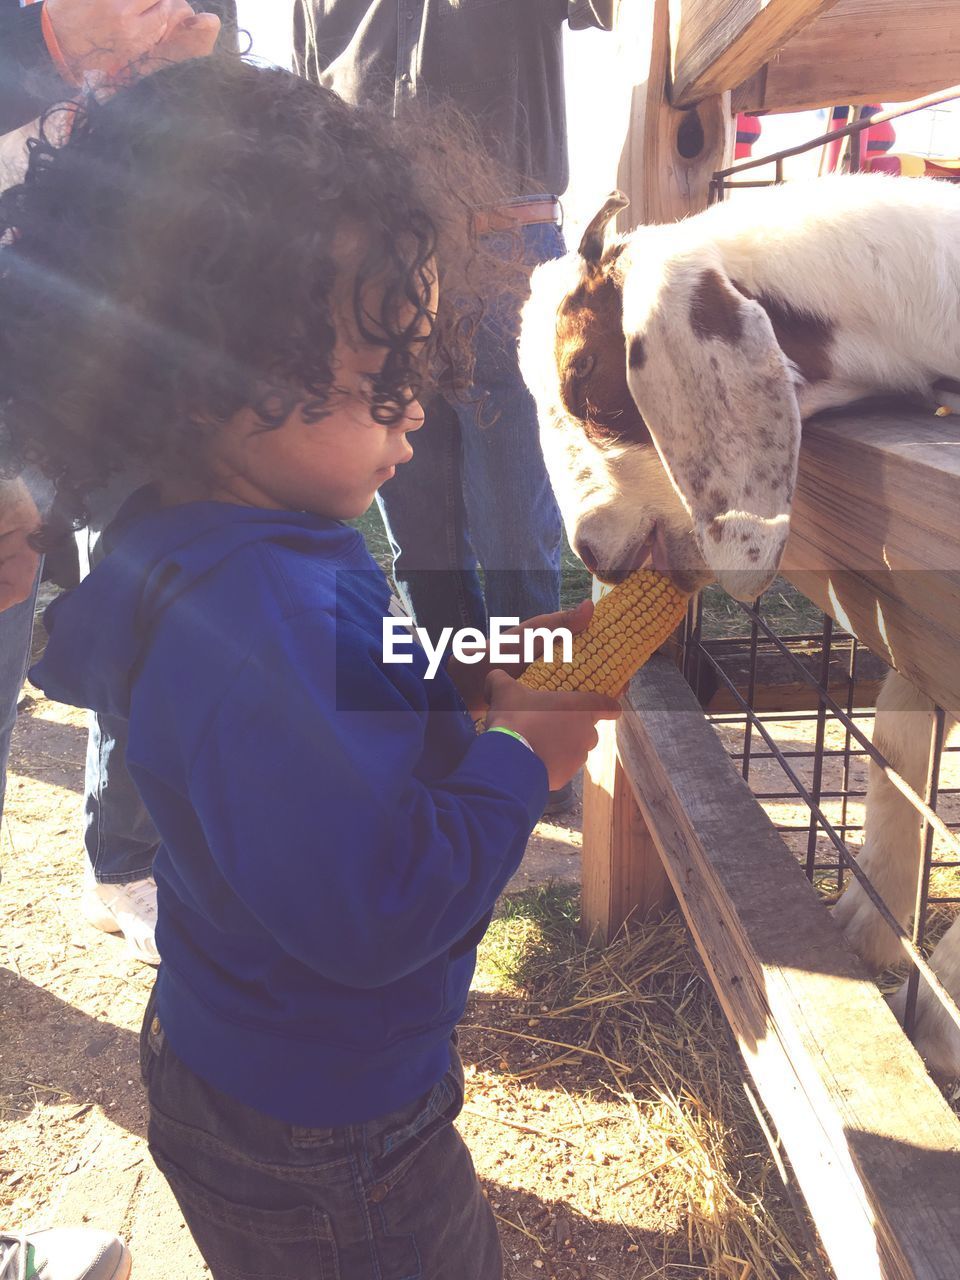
[518,570,688,697]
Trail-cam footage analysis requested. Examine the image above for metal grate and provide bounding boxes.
[679,590,960,1045]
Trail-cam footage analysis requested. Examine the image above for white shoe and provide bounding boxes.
[0,1227,131,1280]
[81,875,160,967]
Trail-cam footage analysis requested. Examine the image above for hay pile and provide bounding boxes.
[465,890,830,1280]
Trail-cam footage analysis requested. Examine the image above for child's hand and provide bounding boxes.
[0,478,41,614]
[447,598,595,718]
[483,669,621,791]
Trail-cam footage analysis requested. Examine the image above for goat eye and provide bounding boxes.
[570,351,596,381]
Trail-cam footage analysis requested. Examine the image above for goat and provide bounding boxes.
[518,174,960,1078]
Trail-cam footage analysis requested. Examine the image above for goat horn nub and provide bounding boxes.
[578,191,630,264]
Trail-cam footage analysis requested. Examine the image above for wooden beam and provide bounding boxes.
[735,0,960,113]
[616,0,733,228]
[581,702,674,944]
[620,655,960,1280]
[669,0,840,107]
[782,407,960,720]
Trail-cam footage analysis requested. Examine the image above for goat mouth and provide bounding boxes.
[594,529,661,583]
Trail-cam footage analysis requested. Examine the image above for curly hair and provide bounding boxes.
[0,56,521,539]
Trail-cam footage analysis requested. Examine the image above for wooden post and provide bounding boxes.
[668,0,841,107]
[616,0,733,228]
[581,719,673,943]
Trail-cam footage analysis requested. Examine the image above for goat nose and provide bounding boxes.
[575,540,600,575]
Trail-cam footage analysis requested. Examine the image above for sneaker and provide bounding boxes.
[81,875,160,967]
[542,780,577,817]
[0,1228,131,1280]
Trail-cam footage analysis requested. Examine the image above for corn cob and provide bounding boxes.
[519,569,688,696]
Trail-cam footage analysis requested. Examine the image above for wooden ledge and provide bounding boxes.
[782,405,960,719]
[618,655,960,1280]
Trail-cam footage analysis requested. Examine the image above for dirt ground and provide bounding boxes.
[2,663,957,1278]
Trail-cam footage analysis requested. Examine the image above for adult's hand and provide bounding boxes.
[0,478,41,613]
[44,0,221,81]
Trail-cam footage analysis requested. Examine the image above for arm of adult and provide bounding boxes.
[0,0,226,137]
[0,0,69,133]
[567,0,615,31]
[43,0,219,81]
[0,477,41,613]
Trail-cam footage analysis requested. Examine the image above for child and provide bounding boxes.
[0,58,619,1279]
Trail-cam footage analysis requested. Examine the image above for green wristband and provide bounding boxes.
[485,725,535,754]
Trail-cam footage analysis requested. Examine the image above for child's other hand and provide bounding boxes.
[0,478,41,614]
[447,598,594,719]
[483,669,621,791]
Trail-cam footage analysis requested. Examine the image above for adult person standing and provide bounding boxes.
[294,0,613,813]
[0,5,224,1274]
[0,0,235,972]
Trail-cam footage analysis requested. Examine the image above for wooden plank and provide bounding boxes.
[581,719,674,943]
[702,675,884,713]
[620,655,960,1280]
[781,407,960,719]
[670,0,839,107]
[736,0,960,113]
[616,0,733,227]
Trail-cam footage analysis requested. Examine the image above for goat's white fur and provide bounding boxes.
[518,174,960,1077]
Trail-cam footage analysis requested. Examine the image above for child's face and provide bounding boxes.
[204,323,426,522]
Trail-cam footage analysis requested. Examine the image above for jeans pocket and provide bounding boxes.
[150,1149,340,1280]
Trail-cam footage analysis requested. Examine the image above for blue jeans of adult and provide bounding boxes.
[376,220,565,641]
[0,577,40,828]
[0,473,157,883]
[140,992,502,1280]
[78,474,159,885]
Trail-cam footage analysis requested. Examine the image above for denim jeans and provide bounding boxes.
[78,474,159,884]
[140,992,502,1280]
[0,572,40,829]
[376,220,565,642]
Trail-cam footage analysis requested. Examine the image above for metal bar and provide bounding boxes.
[693,643,960,1041]
[721,600,960,857]
[902,707,948,1036]
[713,85,960,180]
[838,638,859,892]
[742,596,762,782]
[805,616,833,879]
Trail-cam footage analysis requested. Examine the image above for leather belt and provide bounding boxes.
[474,199,561,236]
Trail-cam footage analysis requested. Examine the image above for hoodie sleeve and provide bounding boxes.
[186,607,548,989]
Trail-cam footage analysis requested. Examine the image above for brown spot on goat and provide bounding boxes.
[690,269,744,344]
[556,272,651,446]
[734,280,834,384]
[707,489,729,517]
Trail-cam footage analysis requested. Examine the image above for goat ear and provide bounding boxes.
[623,264,802,601]
[578,192,630,266]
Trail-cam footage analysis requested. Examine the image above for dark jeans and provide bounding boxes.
[139,993,502,1280]
[78,474,160,884]
[376,220,565,643]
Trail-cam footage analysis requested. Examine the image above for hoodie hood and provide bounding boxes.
[31,489,366,719]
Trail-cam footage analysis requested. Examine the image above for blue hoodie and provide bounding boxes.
[32,494,548,1125]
